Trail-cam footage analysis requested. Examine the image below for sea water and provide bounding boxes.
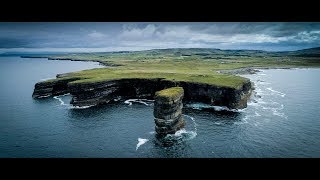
[1,56,320,157]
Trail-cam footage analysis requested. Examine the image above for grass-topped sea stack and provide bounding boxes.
[154,87,185,137]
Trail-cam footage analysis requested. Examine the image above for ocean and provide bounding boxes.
[1,56,320,157]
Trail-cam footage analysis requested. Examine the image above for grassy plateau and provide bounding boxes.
[41,47,320,89]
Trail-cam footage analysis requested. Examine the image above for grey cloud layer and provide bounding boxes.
[0,22,319,51]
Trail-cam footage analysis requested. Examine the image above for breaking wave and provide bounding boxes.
[183,114,198,132]
[69,105,94,109]
[37,95,51,98]
[53,93,70,106]
[173,129,197,140]
[124,99,154,106]
[53,93,94,109]
[267,87,286,97]
[185,103,238,112]
[162,114,198,143]
[40,77,55,81]
[239,71,289,124]
[136,138,149,150]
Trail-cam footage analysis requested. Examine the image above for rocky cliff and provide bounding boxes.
[32,77,81,98]
[33,76,253,109]
[154,87,185,136]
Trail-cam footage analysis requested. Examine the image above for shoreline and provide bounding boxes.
[26,55,318,110]
[217,66,320,75]
[20,56,117,67]
[21,55,320,74]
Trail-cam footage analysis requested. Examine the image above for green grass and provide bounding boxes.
[42,48,320,89]
[155,87,184,101]
[62,66,248,89]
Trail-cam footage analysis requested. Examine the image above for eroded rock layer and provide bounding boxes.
[33,77,252,109]
[154,87,185,136]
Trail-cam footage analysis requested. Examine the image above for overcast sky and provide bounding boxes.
[1,22,320,53]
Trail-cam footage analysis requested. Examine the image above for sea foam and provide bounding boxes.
[136,138,149,150]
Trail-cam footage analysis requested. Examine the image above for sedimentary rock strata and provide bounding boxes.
[154,87,185,136]
[33,77,252,109]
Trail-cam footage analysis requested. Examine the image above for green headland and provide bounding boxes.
[41,47,320,89]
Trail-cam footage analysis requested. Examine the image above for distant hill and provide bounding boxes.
[285,47,320,57]
[107,47,320,57]
[89,47,320,58]
[2,47,320,58]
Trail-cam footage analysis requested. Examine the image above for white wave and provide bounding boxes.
[124,99,133,105]
[53,93,71,106]
[53,96,67,106]
[69,105,94,109]
[255,112,261,116]
[267,87,286,97]
[235,111,262,125]
[237,108,247,112]
[60,93,70,96]
[185,103,238,112]
[40,77,55,81]
[261,104,284,111]
[256,81,271,85]
[174,129,188,136]
[37,95,51,98]
[124,99,154,106]
[173,129,197,140]
[257,100,268,104]
[52,94,96,109]
[247,101,260,107]
[214,122,222,125]
[149,131,155,134]
[183,114,197,132]
[136,138,149,150]
[212,106,230,111]
[258,73,267,76]
[272,109,288,119]
[162,114,198,140]
[254,88,269,96]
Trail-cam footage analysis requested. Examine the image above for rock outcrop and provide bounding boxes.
[154,87,185,136]
[32,77,80,98]
[33,77,253,109]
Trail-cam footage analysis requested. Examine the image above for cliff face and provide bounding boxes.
[154,87,185,136]
[33,77,252,109]
[32,77,80,98]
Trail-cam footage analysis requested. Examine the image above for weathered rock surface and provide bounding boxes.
[33,77,253,109]
[154,87,185,136]
[32,77,80,98]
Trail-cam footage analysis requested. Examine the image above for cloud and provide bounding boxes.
[291,30,320,43]
[118,24,293,45]
[1,22,320,52]
[119,24,157,40]
[88,30,107,38]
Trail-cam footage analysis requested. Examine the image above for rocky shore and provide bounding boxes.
[217,67,292,75]
[33,76,253,109]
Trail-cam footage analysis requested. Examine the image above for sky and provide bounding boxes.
[0,22,320,53]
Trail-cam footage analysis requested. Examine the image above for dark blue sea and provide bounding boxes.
[1,56,320,157]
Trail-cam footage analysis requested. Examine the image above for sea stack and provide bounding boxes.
[154,87,185,137]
